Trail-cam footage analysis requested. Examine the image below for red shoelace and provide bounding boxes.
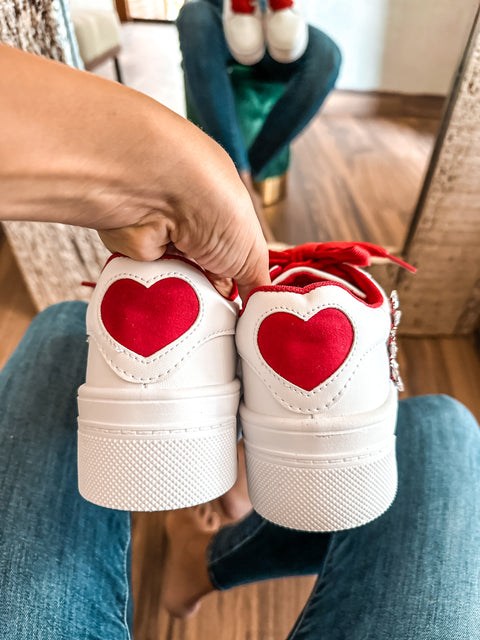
[268,0,294,10]
[269,242,416,276]
[231,0,256,14]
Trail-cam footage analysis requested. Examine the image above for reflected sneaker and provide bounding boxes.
[236,242,415,531]
[265,0,308,63]
[223,0,265,65]
[77,254,240,511]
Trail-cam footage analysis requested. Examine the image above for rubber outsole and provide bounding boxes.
[78,420,238,511]
[240,386,398,531]
[77,382,240,510]
[244,438,397,531]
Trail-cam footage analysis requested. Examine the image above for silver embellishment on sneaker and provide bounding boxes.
[389,290,404,392]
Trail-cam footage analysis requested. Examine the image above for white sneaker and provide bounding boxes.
[236,242,415,531]
[77,254,241,511]
[265,0,308,63]
[223,0,265,65]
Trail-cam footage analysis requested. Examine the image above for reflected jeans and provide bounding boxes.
[176,0,341,178]
[1,302,479,638]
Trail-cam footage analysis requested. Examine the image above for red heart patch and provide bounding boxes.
[257,308,354,391]
[101,278,199,357]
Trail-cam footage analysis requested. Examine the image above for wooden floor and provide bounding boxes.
[0,230,36,370]
[2,21,479,640]
[267,114,438,249]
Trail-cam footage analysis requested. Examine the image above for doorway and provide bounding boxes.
[125,0,184,22]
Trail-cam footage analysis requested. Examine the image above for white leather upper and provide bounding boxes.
[85,256,239,388]
[236,275,393,418]
[265,6,306,50]
[223,0,265,62]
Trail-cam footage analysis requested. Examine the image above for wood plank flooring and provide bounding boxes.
[0,230,36,370]
[131,508,316,640]
[266,115,438,249]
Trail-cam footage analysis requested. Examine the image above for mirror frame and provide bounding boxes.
[396,6,480,335]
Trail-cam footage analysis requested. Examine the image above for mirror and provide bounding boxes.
[94,0,478,251]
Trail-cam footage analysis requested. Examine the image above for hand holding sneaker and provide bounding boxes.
[0,43,270,302]
[0,43,271,514]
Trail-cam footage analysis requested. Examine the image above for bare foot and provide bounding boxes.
[162,503,219,618]
[162,442,252,618]
[218,439,252,521]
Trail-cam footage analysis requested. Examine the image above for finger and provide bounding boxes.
[98,229,168,261]
[235,238,271,303]
[205,273,235,298]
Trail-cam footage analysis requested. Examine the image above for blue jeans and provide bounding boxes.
[176,0,341,177]
[1,302,479,638]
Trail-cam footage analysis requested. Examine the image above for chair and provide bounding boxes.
[70,0,124,83]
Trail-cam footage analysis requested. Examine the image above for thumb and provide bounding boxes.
[236,252,271,303]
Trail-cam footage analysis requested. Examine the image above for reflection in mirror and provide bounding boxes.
[95,0,478,250]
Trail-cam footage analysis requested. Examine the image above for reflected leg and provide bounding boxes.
[176,1,250,173]
[248,26,341,177]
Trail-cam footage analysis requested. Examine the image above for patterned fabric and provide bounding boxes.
[0,0,83,68]
[0,0,92,314]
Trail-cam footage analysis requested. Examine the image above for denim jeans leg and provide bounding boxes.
[207,510,331,589]
[290,395,480,639]
[177,0,251,172]
[207,396,480,639]
[0,302,132,640]
[248,26,342,177]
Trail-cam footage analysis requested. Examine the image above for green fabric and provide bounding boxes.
[185,65,290,180]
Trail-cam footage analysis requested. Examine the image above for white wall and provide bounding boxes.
[306,0,478,94]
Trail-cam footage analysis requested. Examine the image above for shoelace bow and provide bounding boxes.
[269,242,416,273]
